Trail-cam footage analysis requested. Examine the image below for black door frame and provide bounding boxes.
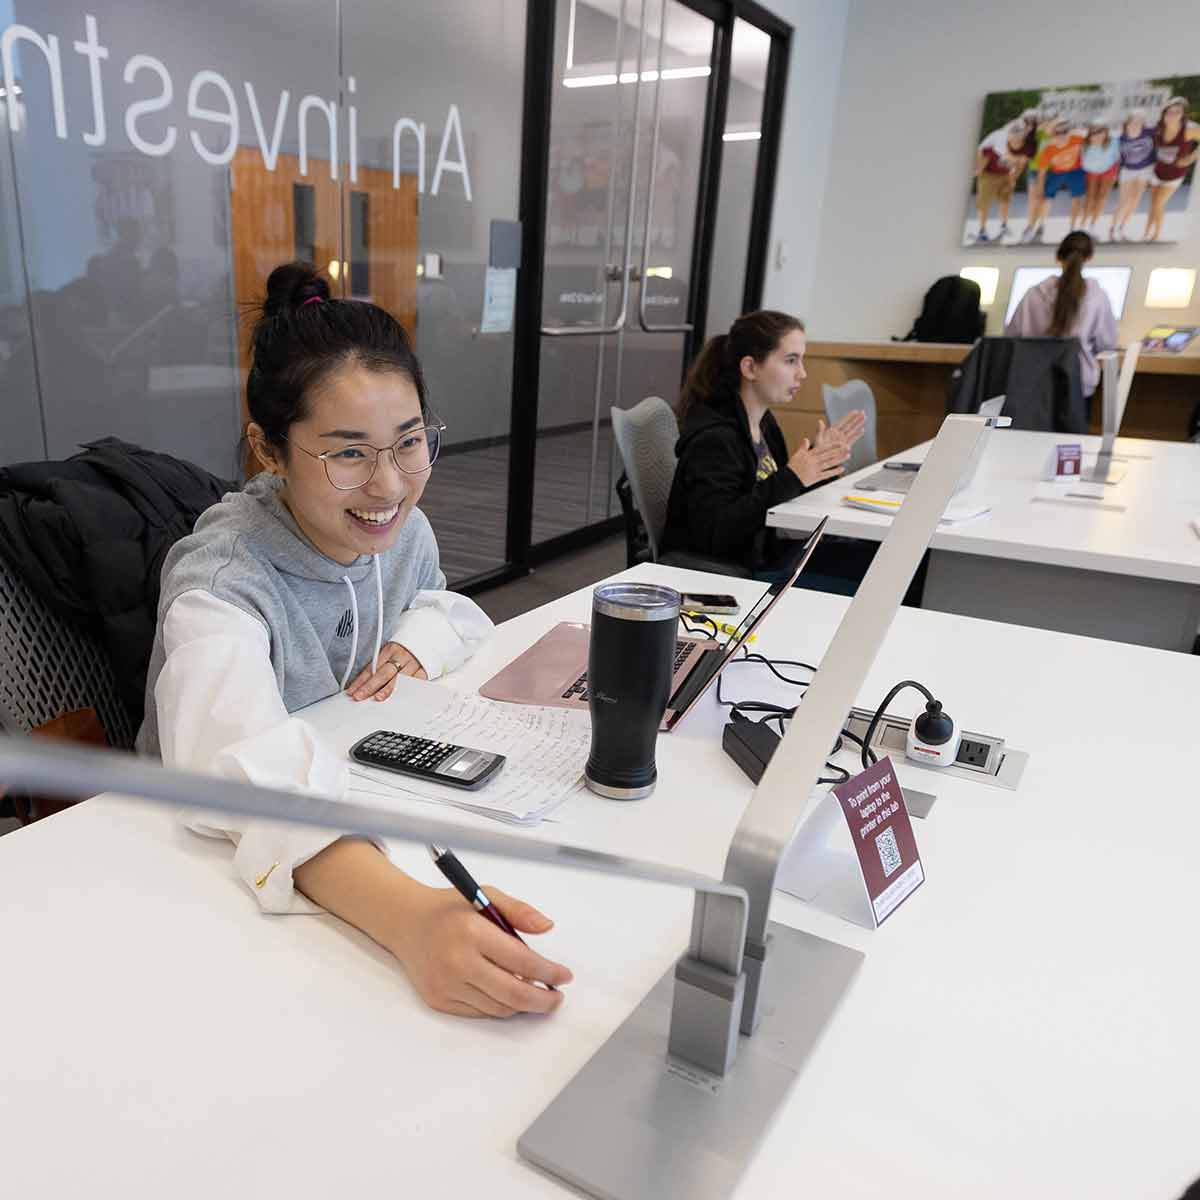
[461,0,792,597]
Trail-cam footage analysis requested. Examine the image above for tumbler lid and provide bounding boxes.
[592,582,681,622]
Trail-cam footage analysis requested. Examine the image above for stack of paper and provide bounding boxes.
[347,687,590,826]
[842,491,990,525]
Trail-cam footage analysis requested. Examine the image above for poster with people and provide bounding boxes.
[964,77,1199,247]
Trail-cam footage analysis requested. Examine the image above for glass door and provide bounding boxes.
[531,0,718,552]
[706,16,772,332]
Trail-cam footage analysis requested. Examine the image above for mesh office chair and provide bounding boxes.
[611,397,750,578]
[0,555,135,749]
[822,380,877,474]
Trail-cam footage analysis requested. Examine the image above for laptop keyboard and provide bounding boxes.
[561,638,699,701]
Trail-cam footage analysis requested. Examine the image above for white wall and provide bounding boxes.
[758,0,851,323]
[807,0,1200,343]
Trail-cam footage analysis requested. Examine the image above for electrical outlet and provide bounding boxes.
[955,738,992,769]
[844,706,1017,787]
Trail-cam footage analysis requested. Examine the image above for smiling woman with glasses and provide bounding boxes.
[135,261,572,1022]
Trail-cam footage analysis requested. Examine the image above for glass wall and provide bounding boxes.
[532,0,716,548]
[0,0,525,584]
[0,0,790,578]
[706,17,770,332]
[343,1,526,581]
[0,7,42,466]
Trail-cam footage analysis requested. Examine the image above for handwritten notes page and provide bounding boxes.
[348,688,591,825]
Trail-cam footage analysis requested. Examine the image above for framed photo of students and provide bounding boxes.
[964,77,1199,248]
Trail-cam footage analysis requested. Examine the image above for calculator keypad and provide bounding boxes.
[361,733,455,771]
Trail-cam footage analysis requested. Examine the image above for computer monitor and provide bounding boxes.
[1004,265,1132,326]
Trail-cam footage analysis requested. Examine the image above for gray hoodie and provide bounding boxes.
[137,474,456,756]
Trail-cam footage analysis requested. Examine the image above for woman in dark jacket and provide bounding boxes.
[661,310,864,579]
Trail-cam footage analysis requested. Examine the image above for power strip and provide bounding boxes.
[722,710,1027,794]
[843,707,1026,791]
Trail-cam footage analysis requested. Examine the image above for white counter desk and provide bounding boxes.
[2,564,1198,1199]
[767,430,1200,651]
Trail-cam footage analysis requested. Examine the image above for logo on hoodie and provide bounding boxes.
[336,608,354,638]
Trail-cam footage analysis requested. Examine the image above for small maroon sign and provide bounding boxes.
[1055,443,1082,478]
[832,756,924,926]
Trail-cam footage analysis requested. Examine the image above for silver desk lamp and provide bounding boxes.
[1084,342,1141,485]
[0,413,1005,1200]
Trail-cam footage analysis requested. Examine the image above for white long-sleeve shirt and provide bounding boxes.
[156,586,492,913]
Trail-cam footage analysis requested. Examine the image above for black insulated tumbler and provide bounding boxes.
[583,582,681,800]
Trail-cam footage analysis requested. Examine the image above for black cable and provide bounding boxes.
[720,652,933,788]
[735,653,817,686]
[718,651,845,778]
[839,726,877,766]
[679,612,719,639]
[714,652,814,707]
[860,679,935,770]
[722,655,943,785]
[819,763,851,786]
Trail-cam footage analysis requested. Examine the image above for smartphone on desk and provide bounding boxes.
[681,592,739,615]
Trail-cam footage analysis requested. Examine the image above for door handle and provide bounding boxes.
[637,0,693,335]
[541,0,648,338]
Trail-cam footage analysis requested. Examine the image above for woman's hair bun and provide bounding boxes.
[262,261,330,319]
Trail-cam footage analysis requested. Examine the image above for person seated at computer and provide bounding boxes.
[1004,231,1117,398]
[137,261,572,1018]
[661,310,865,580]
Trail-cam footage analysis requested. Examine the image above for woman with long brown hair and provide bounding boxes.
[661,310,865,580]
[1005,231,1118,397]
[1145,97,1200,243]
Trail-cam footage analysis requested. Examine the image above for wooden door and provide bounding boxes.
[345,165,418,336]
[229,150,419,469]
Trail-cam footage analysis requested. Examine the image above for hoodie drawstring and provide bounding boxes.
[339,576,360,692]
[339,559,385,691]
[372,555,384,675]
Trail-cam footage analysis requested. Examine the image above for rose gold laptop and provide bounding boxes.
[479,518,828,731]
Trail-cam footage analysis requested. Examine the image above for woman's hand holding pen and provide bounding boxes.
[386,883,573,1018]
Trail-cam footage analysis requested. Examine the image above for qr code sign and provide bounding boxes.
[875,826,901,878]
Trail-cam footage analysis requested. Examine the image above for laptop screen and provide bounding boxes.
[669,516,828,726]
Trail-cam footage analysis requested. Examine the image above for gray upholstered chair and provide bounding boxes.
[822,379,878,474]
[611,397,750,578]
[0,555,134,749]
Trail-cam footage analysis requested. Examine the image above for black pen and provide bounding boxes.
[426,844,557,991]
[426,843,523,941]
[884,461,922,471]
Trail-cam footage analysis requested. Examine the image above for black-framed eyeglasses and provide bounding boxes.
[284,422,446,491]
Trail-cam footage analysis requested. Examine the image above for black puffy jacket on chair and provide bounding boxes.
[0,438,233,728]
[947,336,1086,433]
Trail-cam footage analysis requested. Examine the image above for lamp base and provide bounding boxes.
[518,921,863,1200]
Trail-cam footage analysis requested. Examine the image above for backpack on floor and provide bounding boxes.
[901,276,985,344]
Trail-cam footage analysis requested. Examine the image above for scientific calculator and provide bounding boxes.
[349,730,505,791]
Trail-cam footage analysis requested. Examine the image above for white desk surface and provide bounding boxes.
[768,430,1200,585]
[2,564,1198,1199]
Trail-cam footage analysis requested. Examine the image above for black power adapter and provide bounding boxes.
[721,712,781,784]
